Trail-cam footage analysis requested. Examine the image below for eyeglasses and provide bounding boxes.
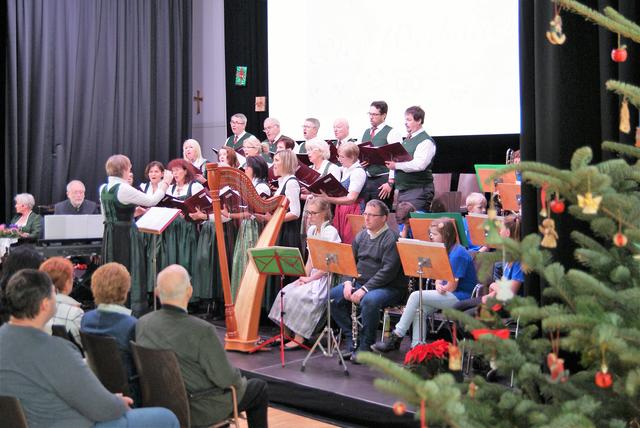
[368,112,382,117]
[230,120,245,125]
[263,125,276,131]
[363,212,385,217]
[306,210,321,216]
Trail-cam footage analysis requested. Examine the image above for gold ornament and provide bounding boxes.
[577,192,602,215]
[620,98,631,134]
[539,218,559,248]
[546,13,566,45]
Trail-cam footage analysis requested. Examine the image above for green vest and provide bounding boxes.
[225,132,252,151]
[361,125,392,177]
[394,131,434,191]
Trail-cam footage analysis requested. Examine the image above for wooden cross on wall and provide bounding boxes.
[193,90,204,114]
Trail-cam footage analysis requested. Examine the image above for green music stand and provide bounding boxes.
[247,246,307,366]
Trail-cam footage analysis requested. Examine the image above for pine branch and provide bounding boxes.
[554,0,640,44]
[606,80,640,111]
[602,141,640,160]
[604,7,640,35]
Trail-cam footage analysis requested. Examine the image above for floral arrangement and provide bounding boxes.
[403,339,450,379]
[0,224,21,238]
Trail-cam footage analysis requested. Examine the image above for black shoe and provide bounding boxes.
[370,332,403,353]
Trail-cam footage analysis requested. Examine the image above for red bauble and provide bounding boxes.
[595,371,613,388]
[613,232,628,247]
[611,47,628,62]
[393,401,407,416]
[550,199,565,214]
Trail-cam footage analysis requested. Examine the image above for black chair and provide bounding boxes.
[130,341,241,428]
[0,396,29,428]
[80,331,131,396]
[51,324,84,357]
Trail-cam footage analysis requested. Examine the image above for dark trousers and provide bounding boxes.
[237,378,269,428]
[330,283,404,352]
[397,183,434,212]
[361,175,392,210]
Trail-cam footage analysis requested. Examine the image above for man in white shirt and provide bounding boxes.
[384,106,436,212]
[360,101,403,210]
[263,117,296,154]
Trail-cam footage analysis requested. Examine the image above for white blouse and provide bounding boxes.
[341,161,366,193]
[276,174,301,218]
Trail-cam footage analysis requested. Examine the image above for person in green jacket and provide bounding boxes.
[10,193,42,239]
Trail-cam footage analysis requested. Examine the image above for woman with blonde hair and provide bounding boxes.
[317,142,365,244]
[183,138,209,184]
[268,197,340,348]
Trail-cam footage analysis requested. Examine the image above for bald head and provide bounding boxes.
[333,118,350,141]
[156,265,192,307]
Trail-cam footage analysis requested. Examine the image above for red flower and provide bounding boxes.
[471,329,510,340]
[404,339,450,365]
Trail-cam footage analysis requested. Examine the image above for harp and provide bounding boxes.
[206,163,289,351]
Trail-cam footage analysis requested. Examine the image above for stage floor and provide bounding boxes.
[213,321,419,428]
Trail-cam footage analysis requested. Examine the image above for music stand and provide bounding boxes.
[496,183,521,212]
[409,218,460,244]
[474,164,517,193]
[465,213,505,248]
[396,239,454,345]
[347,214,365,238]
[247,246,307,367]
[301,237,358,376]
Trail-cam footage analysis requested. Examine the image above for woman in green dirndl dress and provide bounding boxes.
[138,161,167,293]
[100,155,172,315]
[164,159,203,297]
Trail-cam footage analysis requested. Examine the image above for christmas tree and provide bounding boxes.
[358,1,640,427]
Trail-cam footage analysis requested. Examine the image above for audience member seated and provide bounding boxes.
[268,197,340,348]
[10,193,42,239]
[0,245,44,325]
[136,265,269,428]
[330,200,406,362]
[81,263,139,402]
[463,192,488,252]
[372,219,478,352]
[54,180,99,215]
[0,269,179,428]
[40,257,84,347]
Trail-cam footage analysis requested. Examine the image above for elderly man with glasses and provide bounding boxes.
[329,200,406,363]
[225,113,254,152]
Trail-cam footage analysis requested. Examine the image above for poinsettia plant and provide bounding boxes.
[403,339,450,379]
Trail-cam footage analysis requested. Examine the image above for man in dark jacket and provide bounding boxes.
[136,265,269,428]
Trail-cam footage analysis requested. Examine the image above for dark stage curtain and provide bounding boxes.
[3,0,192,220]
[518,0,639,299]
[224,0,269,140]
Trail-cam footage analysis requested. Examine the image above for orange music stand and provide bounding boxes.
[301,237,358,376]
[465,213,505,248]
[474,164,517,193]
[409,217,460,244]
[396,239,454,343]
[496,183,521,212]
[347,214,365,238]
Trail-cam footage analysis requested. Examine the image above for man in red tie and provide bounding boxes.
[360,101,402,210]
[384,106,436,212]
[225,113,254,152]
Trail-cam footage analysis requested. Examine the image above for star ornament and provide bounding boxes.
[577,192,602,215]
[495,277,514,302]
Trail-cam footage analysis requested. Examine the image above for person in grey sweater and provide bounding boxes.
[136,265,269,428]
[329,200,407,362]
[0,269,179,428]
